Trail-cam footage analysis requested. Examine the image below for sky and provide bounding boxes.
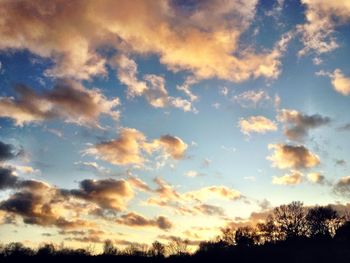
[0,0,350,252]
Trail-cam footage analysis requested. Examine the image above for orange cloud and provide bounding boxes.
[267,144,320,169]
[277,109,331,141]
[69,179,134,211]
[0,0,290,82]
[298,0,350,56]
[238,116,277,136]
[307,172,325,184]
[272,170,303,185]
[147,177,240,217]
[0,80,120,127]
[116,212,173,230]
[85,128,188,166]
[113,55,195,112]
[330,69,350,96]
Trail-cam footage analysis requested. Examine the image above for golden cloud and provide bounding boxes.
[267,144,320,169]
[0,80,120,127]
[333,176,350,198]
[277,109,331,141]
[234,90,271,108]
[298,0,350,56]
[238,116,277,136]
[116,212,173,230]
[146,177,240,217]
[307,172,325,184]
[113,55,195,112]
[85,128,188,166]
[330,69,350,96]
[272,170,303,185]
[0,0,289,82]
[69,179,134,211]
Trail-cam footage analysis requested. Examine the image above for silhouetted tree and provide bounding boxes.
[150,241,165,257]
[271,201,307,240]
[103,239,118,255]
[220,227,235,245]
[335,221,350,243]
[166,238,189,256]
[3,242,33,257]
[37,243,55,256]
[123,243,149,256]
[197,240,228,254]
[256,218,281,244]
[234,226,256,247]
[306,206,340,238]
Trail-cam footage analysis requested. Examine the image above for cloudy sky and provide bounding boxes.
[0,0,350,251]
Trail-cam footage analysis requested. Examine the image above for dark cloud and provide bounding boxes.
[338,123,350,131]
[0,167,18,189]
[158,234,201,246]
[278,109,331,141]
[0,80,120,126]
[194,204,225,216]
[0,141,16,161]
[116,212,173,230]
[268,144,320,169]
[333,176,350,198]
[68,178,134,211]
[335,159,346,166]
[84,128,188,166]
[158,135,188,160]
[0,176,132,228]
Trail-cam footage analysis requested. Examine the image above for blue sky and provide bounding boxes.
[0,0,350,251]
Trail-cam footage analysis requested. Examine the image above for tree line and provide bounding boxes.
[1,201,350,262]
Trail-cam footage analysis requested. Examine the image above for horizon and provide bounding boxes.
[0,0,350,253]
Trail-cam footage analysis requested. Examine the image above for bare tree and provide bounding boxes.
[306,206,341,238]
[220,227,235,245]
[150,241,165,257]
[166,238,189,256]
[234,226,257,247]
[271,201,307,239]
[103,239,118,255]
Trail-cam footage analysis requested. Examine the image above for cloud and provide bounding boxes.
[127,176,152,192]
[185,170,202,178]
[333,176,350,198]
[307,172,325,184]
[156,135,188,160]
[147,177,240,217]
[267,144,320,169]
[184,186,241,202]
[321,69,350,96]
[84,128,148,166]
[84,128,188,167]
[234,90,271,108]
[238,116,277,135]
[272,170,303,185]
[194,204,225,216]
[0,167,18,189]
[114,55,195,112]
[338,123,350,131]
[0,175,142,229]
[298,0,350,56]
[277,109,331,140]
[68,179,134,211]
[0,80,120,127]
[116,212,173,230]
[0,141,17,161]
[74,161,112,177]
[0,0,290,82]
[0,178,88,228]
[220,87,229,96]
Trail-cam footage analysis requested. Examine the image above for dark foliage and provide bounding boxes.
[1,202,350,263]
